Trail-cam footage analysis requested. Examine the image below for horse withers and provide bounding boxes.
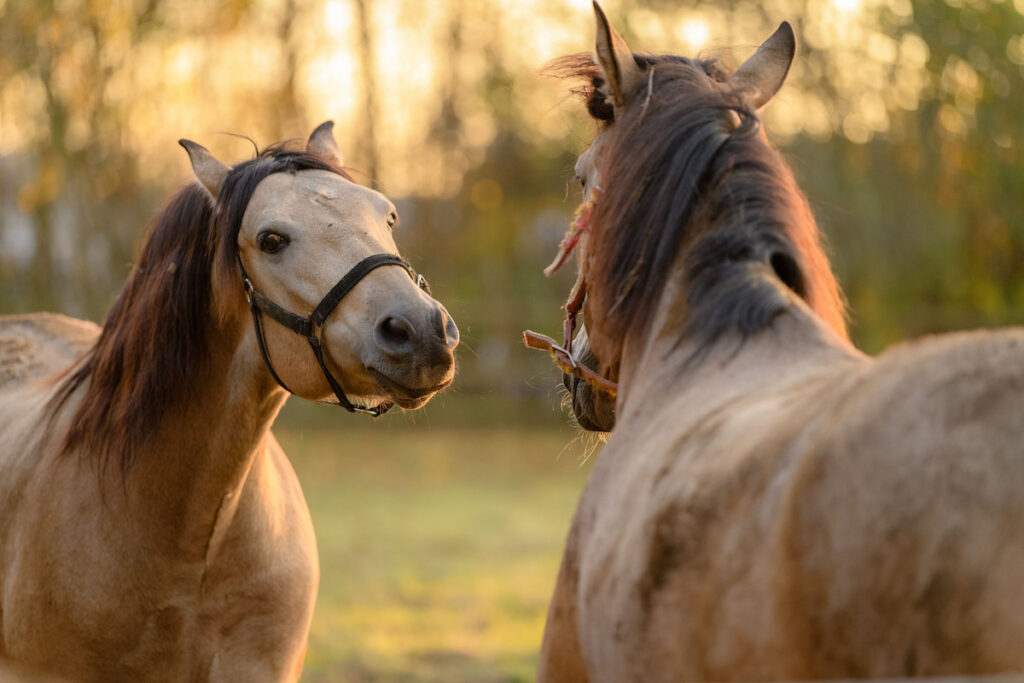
[0,122,458,681]
[535,4,1024,681]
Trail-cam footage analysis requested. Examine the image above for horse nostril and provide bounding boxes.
[374,314,416,356]
[444,315,459,348]
[433,306,459,348]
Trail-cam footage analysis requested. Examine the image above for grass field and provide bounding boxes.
[278,414,595,682]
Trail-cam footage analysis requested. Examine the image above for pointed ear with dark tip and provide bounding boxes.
[178,139,230,200]
[306,120,344,167]
[728,21,796,110]
[592,1,643,110]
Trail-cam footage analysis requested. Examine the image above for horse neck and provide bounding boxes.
[115,316,287,558]
[609,133,854,413]
[616,270,864,427]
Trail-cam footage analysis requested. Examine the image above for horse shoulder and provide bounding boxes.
[570,369,863,681]
[198,432,318,682]
[568,417,718,680]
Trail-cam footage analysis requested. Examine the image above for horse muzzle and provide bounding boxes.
[564,343,616,432]
[241,253,456,415]
[365,301,459,409]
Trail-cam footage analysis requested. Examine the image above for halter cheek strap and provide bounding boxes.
[239,253,430,416]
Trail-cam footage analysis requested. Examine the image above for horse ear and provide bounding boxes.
[728,21,796,110]
[178,139,230,200]
[592,1,643,110]
[306,120,344,167]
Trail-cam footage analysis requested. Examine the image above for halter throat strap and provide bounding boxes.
[239,253,427,416]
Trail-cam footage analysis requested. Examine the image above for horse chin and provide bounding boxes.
[347,395,395,412]
[566,374,616,432]
[393,394,432,410]
[368,367,452,410]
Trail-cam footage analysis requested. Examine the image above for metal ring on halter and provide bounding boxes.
[550,341,579,370]
[238,253,431,416]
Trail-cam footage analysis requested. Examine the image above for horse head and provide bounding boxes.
[182,122,459,412]
[555,3,842,432]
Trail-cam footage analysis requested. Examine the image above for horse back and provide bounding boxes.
[0,313,98,392]
[0,312,98,497]
[793,327,1024,675]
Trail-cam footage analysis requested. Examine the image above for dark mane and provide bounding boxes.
[48,144,350,477]
[551,52,846,364]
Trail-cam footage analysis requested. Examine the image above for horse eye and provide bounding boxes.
[576,175,585,188]
[386,211,398,229]
[257,232,288,254]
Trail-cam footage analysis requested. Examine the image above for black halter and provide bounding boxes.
[239,253,430,416]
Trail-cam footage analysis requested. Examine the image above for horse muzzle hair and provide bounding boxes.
[563,325,615,432]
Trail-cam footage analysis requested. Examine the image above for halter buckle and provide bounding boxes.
[551,341,578,370]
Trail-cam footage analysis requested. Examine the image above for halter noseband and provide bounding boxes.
[239,253,430,416]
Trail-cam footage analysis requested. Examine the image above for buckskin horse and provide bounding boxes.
[0,122,458,681]
[532,4,1024,680]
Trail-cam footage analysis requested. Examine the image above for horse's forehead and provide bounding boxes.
[245,170,384,223]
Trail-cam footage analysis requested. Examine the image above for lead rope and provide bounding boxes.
[524,113,741,396]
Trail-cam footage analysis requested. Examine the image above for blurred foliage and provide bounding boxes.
[1,0,1023,392]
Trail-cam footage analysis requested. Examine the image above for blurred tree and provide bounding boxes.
[1,0,1022,394]
[1,0,165,314]
[354,0,380,184]
[273,0,306,136]
[788,0,1024,349]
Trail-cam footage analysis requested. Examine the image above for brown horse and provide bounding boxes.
[537,4,1024,681]
[0,122,458,681]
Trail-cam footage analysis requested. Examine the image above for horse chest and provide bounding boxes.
[2,451,317,682]
[2,563,205,680]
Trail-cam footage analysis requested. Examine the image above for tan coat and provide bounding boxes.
[0,313,318,681]
[539,7,1024,678]
[540,290,1024,680]
[0,124,457,682]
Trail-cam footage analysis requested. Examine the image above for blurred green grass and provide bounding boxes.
[278,405,595,682]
